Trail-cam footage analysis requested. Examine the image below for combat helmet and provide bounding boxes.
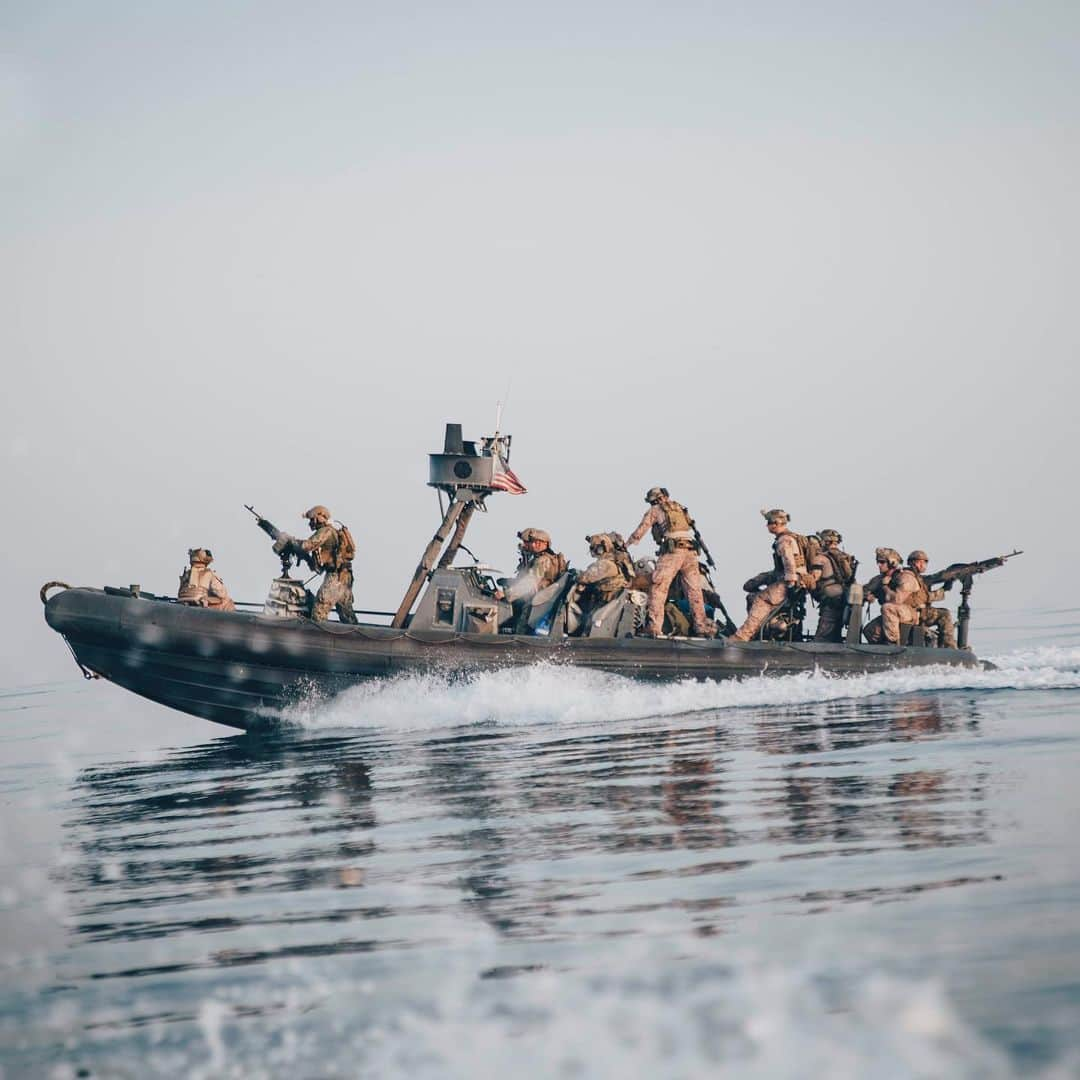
[303,505,331,525]
[517,527,551,547]
[188,547,213,565]
[818,528,842,545]
[907,549,929,566]
[761,508,789,524]
[644,487,669,504]
[586,533,614,556]
[875,547,903,569]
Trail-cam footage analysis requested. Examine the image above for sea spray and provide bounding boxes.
[283,645,1080,732]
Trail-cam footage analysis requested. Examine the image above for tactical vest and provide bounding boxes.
[178,565,209,605]
[177,565,229,608]
[651,501,696,553]
[772,531,810,579]
[904,569,931,612]
[524,548,568,588]
[584,558,626,604]
[311,525,352,572]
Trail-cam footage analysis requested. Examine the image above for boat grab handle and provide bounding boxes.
[40,581,71,605]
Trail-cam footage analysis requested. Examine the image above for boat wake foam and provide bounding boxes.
[281,644,1080,732]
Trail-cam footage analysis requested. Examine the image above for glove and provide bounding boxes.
[943,579,954,592]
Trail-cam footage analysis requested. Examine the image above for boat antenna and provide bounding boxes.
[494,380,512,440]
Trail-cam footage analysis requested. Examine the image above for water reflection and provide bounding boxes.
[57,692,993,976]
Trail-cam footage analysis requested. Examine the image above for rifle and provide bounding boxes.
[925,550,1023,589]
[688,515,716,570]
[244,505,308,574]
[925,550,1022,650]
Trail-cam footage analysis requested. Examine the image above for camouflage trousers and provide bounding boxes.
[648,549,709,635]
[882,602,919,643]
[731,581,787,641]
[813,598,845,642]
[312,568,357,623]
[922,606,957,648]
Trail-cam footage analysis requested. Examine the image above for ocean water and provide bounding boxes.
[2,609,1079,1078]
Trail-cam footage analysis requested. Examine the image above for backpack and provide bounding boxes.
[335,523,357,569]
[828,549,857,587]
[791,532,820,571]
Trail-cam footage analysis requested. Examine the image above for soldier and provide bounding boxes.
[177,548,236,612]
[573,533,632,620]
[862,547,903,644]
[294,505,358,623]
[625,487,712,637]
[906,549,958,648]
[729,509,816,642]
[495,527,568,630]
[809,529,856,642]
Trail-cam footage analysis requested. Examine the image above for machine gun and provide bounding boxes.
[245,505,316,618]
[924,550,1023,589]
[244,505,309,576]
[924,550,1022,650]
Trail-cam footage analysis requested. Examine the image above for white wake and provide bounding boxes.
[282,645,1080,732]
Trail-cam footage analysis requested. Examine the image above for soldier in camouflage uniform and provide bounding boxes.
[730,509,816,642]
[177,548,236,611]
[862,547,903,644]
[295,505,358,624]
[626,487,711,637]
[809,528,856,642]
[495,527,568,631]
[574,533,631,618]
[903,550,957,648]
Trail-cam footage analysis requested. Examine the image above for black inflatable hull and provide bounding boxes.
[44,588,982,731]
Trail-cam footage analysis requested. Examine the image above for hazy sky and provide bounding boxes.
[3,1,1077,685]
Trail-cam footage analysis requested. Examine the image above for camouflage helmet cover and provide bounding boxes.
[586,532,614,555]
[188,547,213,565]
[908,549,929,565]
[517,527,551,546]
[818,528,842,545]
[644,486,669,504]
[761,507,789,524]
[303,505,331,524]
[875,547,903,568]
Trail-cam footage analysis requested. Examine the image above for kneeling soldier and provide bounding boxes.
[862,548,903,643]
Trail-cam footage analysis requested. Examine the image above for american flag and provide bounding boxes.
[490,454,527,495]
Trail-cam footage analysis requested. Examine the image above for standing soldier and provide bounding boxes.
[729,509,816,642]
[905,550,957,648]
[177,548,236,611]
[809,529,857,642]
[625,487,712,638]
[292,505,358,624]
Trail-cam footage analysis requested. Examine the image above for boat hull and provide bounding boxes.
[44,588,981,731]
